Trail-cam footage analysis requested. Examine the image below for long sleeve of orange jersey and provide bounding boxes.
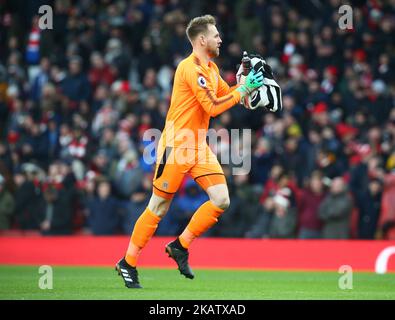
[217,73,239,97]
[185,67,241,117]
[212,63,240,98]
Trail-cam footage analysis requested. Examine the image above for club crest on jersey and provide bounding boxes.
[197,76,207,88]
[162,181,169,190]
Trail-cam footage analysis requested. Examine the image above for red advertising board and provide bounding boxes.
[1,236,394,273]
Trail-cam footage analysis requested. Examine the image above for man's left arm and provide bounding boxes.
[213,63,239,98]
[217,75,239,97]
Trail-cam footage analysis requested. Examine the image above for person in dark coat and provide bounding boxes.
[0,143,14,173]
[40,164,77,235]
[0,174,15,230]
[86,180,122,235]
[59,56,91,111]
[350,160,383,239]
[19,122,50,167]
[355,178,383,239]
[14,168,44,230]
[250,137,275,185]
[319,177,353,239]
[121,174,152,235]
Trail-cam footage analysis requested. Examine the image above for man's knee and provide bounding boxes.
[206,184,230,210]
[210,193,230,210]
[148,193,172,217]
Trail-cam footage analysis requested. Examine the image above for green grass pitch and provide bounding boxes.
[1,266,394,300]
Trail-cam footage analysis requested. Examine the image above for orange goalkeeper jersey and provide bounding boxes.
[159,52,241,150]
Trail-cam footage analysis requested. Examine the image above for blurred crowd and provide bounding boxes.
[0,0,394,239]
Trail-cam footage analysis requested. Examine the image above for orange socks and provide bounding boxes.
[125,242,141,267]
[179,201,224,249]
[125,207,161,267]
[125,201,224,266]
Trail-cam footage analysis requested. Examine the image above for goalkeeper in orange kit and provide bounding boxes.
[116,14,264,288]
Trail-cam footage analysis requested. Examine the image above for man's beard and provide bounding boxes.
[207,46,219,58]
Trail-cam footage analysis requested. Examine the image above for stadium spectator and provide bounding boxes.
[318,177,353,239]
[357,178,383,239]
[13,165,44,230]
[136,37,161,83]
[250,137,275,185]
[59,56,91,114]
[139,68,162,102]
[350,156,384,239]
[88,52,115,90]
[244,201,272,238]
[40,161,77,235]
[85,179,122,235]
[30,57,51,102]
[121,173,152,234]
[0,174,15,230]
[379,170,395,240]
[104,38,131,80]
[298,171,326,239]
[112,141,143,199]
[268,173,298,238]
[0,142,13,173]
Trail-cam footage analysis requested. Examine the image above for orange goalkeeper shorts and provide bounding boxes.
[152,144,226,199]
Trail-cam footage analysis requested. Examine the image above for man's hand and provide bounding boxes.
[236,69,264,98]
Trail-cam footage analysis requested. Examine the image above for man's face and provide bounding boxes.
[331,177,344,194]
[310,176,323,193]
[69,61,81,75]
[98,182,111,198]
[204,24,222,58]
[369,180,382,196]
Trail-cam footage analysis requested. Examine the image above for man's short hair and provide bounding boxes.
[186,15,216,42]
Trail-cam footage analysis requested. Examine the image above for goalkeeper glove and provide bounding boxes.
[236,69,264,98]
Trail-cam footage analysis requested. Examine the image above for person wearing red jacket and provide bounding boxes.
[298,171,326,239]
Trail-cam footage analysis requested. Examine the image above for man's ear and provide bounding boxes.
[199,34,206,46]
